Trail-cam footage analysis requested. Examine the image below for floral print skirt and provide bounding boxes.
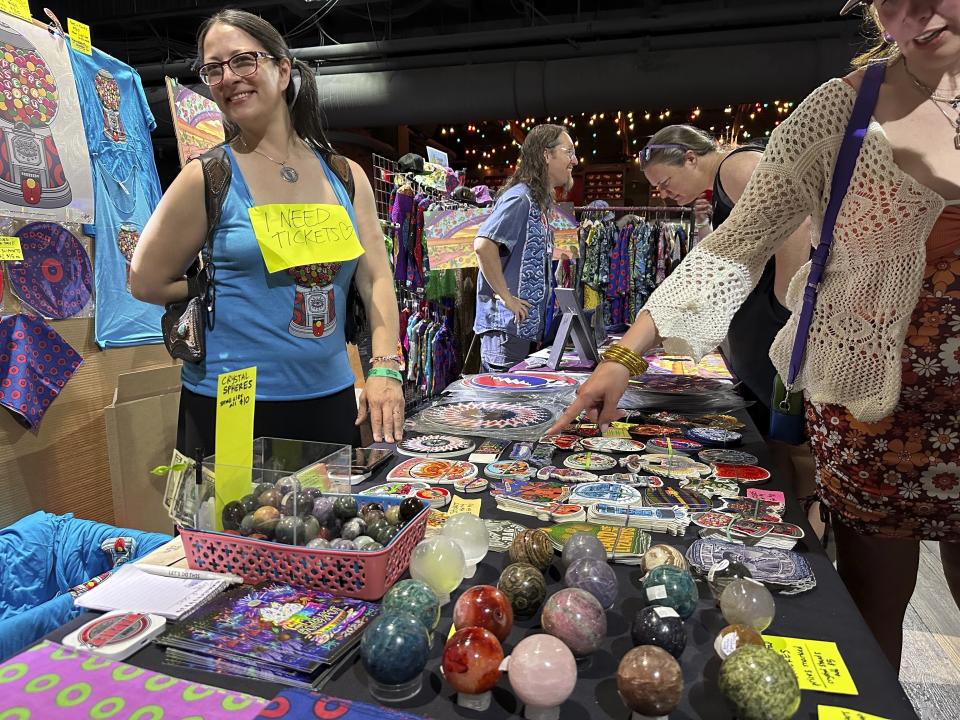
[806,212,960,540]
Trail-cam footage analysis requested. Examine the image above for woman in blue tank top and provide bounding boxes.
[130,10,403,455]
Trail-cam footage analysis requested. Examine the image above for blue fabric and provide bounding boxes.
[67,42,165,348]
[473,183,553,340]
[0,511,170,661]
[181,147,359,400]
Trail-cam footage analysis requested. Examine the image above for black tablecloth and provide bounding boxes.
[48,413,919,719]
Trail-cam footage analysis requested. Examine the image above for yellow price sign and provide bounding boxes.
[818,706,889,720]
[67,18,92,55]
[214,367,256,530]
[447,496,482,517]
[0,235,22,261]
[763,635,858,696]
[0,0,30,21]
[248,203,364,273]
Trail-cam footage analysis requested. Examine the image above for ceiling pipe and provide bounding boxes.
[135,0,852,82]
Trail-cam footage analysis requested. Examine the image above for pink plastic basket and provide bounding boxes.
[180,495,428,601]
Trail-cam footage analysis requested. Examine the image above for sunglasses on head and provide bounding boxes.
[640,143,691,163]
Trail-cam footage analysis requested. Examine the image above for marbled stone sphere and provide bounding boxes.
[507,634,577,711]
[641,565,699,620]
[441,627,503,695]
[720,578,775,631]
[383,579,441,631]
[452,585,513,641]
[257,487,282,509]
[329,538,357,551]
[333,495,359,520]
[630,605,686,658]
[399,496,425,522]
[305,537,330,549]
[541,588,607,657]
[238,493,259,514]
[221,501,245,531]
[251,505,280,537]
[497,562,547,619]
[714,623,765,660]
[640,543,689,575]
[617,645,683,717]
[564,557,618,609]
[507,528,554,572]
[341,517,367,541]
[310,497,336,525]
[719,645,800,720]
[275,475,301,496]
[300,515,320,543]
[274,515,307,545]
[361,612,431,685]
[561,531,607,571]
[385,505,401,526]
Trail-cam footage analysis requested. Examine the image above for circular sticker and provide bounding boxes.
[696,414,746,430]
[564,452,617,471]
[396,434,475,458]
[698,449,759,466]
[485,460,537,481]
[539,434,583,450]
[387,458,478,484]
[580,437,647,453]
[685,427,743,447]
[645,437,703,453]
[453,477,489,493]
[416,486,451,508]
[461,372,580,393]
[536,466,599,483]
[359,481,429,497]
[419,401,554,432]
[712,464,772,484]
[628,425,684,438]
[8,223,92,319]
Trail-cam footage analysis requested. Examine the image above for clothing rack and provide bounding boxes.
[574,205,692,214]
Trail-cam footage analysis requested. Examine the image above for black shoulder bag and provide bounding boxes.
[160,146,232,363]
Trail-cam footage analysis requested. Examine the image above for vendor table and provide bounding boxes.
[47,411,918,719]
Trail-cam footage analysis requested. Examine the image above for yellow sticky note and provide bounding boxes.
[0,235,22,261]
[214,367,256,531]
[67,18,92,55]
[447,623,457,640]
[248,203,364,273]
[603,426,630,438]
[0,0,30,21]
[447,496,482,516]
[764,635,858,696]
[818,706,889,720]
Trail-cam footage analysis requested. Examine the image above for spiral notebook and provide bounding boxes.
[74,564,229,620]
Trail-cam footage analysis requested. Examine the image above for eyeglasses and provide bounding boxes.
[198,51,276,86]
[639,143,690,164]
[650,175,672,193]
[550,144,578,160]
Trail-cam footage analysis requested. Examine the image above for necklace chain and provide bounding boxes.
[237,136,300,182]
[902,59,960,150]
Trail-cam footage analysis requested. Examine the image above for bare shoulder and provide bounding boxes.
[842,67,867,91]
[719,149,762,198]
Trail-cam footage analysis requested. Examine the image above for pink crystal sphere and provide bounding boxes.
[508,634,578,708]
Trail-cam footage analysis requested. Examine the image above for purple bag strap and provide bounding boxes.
[785,61,886,387]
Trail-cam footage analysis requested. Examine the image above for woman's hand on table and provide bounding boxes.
[546,361,631,434]
[356,375,405,443]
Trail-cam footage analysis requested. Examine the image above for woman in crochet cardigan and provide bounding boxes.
[551,0,960,669]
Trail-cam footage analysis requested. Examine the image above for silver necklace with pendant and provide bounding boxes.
[239,137,300,182]
[903,59,960,149]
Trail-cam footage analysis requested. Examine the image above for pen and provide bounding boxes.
[138,564,243,584]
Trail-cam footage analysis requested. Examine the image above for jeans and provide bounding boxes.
[479,331,533,372]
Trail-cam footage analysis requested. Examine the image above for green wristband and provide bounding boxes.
[368,367,403,383]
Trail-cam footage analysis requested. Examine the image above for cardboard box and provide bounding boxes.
[104,365,181,533]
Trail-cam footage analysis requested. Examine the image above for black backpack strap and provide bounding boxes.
[326,153,355,204]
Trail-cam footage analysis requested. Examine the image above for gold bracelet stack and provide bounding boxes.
[601,344,649,376]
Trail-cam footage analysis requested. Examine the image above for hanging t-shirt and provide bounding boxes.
[67,42,164,347]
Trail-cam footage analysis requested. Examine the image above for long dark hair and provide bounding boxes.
[499,124,568,213]
[197,9,334,155]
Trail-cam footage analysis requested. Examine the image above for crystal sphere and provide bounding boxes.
[561,531,607,571]
[442,512,489,578]
[719,578,775,631]
[719,645,800,720]
[617,645,683,717]
[541,588,607,657]
[453,585,513,641]
[507,634,577,710]
[714,623,765,660]
[361,612,430,685]
[641,565,699,619]
[409,536,466,603]
[564,557,618,609]
[383,579,441,632]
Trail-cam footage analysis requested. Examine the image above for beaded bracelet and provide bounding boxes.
[371,354,405,368]
[601,344,649,377]
[368,367,404,383]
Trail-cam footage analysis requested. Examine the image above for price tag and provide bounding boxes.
[818,706,889,720]
[67,18,92,55]
[0,235,22,261]
[763,635,858,696]
[248,203,364,273]
[0,0,30,21]
[446,495,481,516]
[214,367,256,530]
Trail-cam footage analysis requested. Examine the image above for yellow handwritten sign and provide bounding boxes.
[0,0,30,21]
[764,635,858,695]
[447,496,482,517]
[214,367,256,530]
[0,236,23,261]
[248,203,364,273]
[67,18,92,55]
[603,425,630,438]
[818,706,889,720]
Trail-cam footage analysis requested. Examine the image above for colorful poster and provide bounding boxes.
[424,201,579,271]
[0,16,94,222]
[165,76,224,166]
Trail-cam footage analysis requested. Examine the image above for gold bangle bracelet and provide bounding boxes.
[602,344,649,376]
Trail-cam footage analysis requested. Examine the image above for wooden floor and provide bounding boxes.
[900,542,960,718]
